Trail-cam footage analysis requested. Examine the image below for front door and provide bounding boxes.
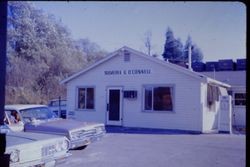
[107,87,122,126]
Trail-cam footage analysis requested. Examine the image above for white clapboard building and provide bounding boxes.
[61,46,231,133]
[200,71,246,127]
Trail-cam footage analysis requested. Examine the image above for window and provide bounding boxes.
[234,93,246,106]
[77,87,95,110]
[143,86,173,111]
[124,50,130,62]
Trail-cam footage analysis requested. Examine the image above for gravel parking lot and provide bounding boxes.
[58,128,245,167]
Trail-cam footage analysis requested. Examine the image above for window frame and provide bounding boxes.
[233,92,246,107]
[123,50,131,62]
[76,86,95,111]
[142,84,175,113]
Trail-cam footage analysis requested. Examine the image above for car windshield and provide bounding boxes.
[20,107,58,122]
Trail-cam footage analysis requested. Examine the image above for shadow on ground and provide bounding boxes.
[232,126,246,135]
[105,126,246,135]
[105,125,201,135]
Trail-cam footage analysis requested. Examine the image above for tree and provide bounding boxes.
[182,36,203,63]
[74,38,107,64]
[162,27,183,61]
[176,38,183,61]
[162,28,204,63]
[143,30,152,56]
[6,2,105,104]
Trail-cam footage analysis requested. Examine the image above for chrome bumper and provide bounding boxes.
[10,152,71,167]
[70,138,91,149]
[90,130,106,143]
[70,129,106,148]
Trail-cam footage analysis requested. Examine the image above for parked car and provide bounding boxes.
[4,131,70,167]
[4,104,106,149]
[48,99,67,119]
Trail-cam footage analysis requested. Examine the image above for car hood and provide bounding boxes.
[25,119,100,134]
[6,131,62,146]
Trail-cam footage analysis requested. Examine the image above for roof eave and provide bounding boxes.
[206,77,231,88]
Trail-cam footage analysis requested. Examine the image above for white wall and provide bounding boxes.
[200,83,218,132]
[66,52,203,132]
[231,87,246,127]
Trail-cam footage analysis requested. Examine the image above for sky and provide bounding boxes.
[32,1,246,62]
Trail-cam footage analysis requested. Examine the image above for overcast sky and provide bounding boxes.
[33,1,246,62]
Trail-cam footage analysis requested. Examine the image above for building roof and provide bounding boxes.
[60,46,230,88]
[200,71,246,87]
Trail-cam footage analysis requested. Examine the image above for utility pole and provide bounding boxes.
[59,96,61,118]
[188,44,192,71]
[0,1,10,166]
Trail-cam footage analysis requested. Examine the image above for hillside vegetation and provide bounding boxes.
[6,2,106,104]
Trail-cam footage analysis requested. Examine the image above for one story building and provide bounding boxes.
[61,46,231,133]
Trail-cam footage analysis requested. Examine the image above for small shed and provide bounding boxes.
[61,46,231,133]
[200,70,246,127]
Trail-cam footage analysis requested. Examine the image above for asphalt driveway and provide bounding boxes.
[58,128,245,167]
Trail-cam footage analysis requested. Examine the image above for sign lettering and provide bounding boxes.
[104,69,151,76]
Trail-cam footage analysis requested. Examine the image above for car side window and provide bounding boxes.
[36,108,48,119]
[61,100,67,106]
[20,109,35,123]
[5,110,21,124]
